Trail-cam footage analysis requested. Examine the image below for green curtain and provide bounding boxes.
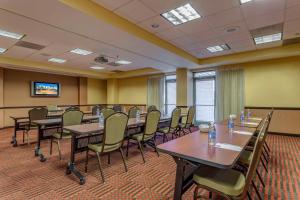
[147,75,164,112]
[216,69,245,121]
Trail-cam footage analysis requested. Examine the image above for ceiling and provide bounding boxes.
[94,0,300,58]
[0,0,300,77]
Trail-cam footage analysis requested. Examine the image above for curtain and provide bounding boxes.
[147,75,164,112]
[216,69,245,121]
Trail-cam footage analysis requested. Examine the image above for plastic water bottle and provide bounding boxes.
[136,110,140,121]
[247,109,251,118]
[99,112,104,126]
[240,110,245,122]
[96,108,100,116]
[228,116,234,133]
[208,123,216,146]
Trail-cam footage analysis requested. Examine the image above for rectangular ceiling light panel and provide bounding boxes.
[70,48,93,55]
[254,33,282,44]
[48,58,66,63]
[0,47,7,54]
[161,3,201,25]
[0,29,24,40]
[240,0,252,4]
[206,44,230,53]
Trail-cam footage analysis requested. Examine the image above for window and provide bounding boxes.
[193,71,216,123]
[164,75,176,115]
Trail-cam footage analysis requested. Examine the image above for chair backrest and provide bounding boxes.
[28,107,48,121]
[170,107,181,129]
[65,106,80,112]
[113,105,122,112]
[147,105,157,113]
[101,108,115,119]
[241,118,269,198]
[92,105,103,115]
[102,112,129,152]
[47,104,58,111]
[185,106,196,126]
[62,110,83,127]
[143,110,161,141]
[128,106,139,118]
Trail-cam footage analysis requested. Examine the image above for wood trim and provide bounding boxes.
[245,106,300,110]
[0,104,147,110]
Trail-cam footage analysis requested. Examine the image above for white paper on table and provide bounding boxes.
[247,117,262,121]
[242,122,259,126]
[233,130,252,135]
[215,143,242,152]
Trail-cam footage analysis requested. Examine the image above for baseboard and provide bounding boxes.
[269,132,300,137]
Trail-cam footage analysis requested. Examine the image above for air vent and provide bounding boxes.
[107,62,121,67]
[250,23,283,38]
[111,70,123,73]
[283,37,300,46]
[15,41,45,50]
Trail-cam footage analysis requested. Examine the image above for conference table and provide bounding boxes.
[9,110,92,147]
[157,118,262,200]
[31,115,98,162]
[63,115,172,185]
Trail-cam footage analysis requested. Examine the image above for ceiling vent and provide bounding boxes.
[283,37,300,46]
[250,23,283,38]
[15,41,45,50]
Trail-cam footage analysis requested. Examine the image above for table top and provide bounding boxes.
[157,124,256,169]
[217,117,263,129]
[32,115,99,126]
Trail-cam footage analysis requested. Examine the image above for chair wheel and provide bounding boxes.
[79,178,85,185]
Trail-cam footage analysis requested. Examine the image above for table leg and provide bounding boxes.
[173,157,198,200]
[35,125,46,162]
[66,133,85,185]
[12,120,18,147]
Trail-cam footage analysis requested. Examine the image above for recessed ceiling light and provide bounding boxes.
[115,60,132,65]
[161,3,201,25]
[0,47,7,54]
[70,48,93,55]
[206,44,230,53]
[254,33,282,45]
[90,66,105,70]
[48,58,66,63]
[0,29,24,40]
[240,0,252,4]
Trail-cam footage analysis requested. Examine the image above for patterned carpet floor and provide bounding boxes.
[0,128,299,199]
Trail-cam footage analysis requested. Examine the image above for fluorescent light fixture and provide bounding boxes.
[48,58,66,63]
[254,33,282,45]
[206,44,230,53]
[115,60,132,65]
[0,48,7,54]
[240,0,252,4]
[70,48,93,55]
[0,29,24,40]
[161,3,201,25]
[90,66,105,70]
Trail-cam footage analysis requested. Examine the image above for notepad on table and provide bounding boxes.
[215,143,242,152]
[233,130,252,135]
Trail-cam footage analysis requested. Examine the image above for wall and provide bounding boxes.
[243,56,300,107]
[87,78,107,104]
[118,76,148,104]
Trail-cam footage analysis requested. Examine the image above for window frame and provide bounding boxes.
[193,71,216,124]
[164,75,176,115]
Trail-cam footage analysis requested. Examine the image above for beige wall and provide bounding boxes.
[118,76,148,104]
[87,78,107,104]
[243,56,300,107]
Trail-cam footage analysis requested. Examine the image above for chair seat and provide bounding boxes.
[130,133,153,141]
[52,130,72,139]
[88,143,120,153]
[193,166,245,197]
[158,127,170,134]
[238,150,252,166]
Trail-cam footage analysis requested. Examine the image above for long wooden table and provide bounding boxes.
[31,115,99,162]
[9,111,92,147]
[157,122,259,200]
[63,116,171,185]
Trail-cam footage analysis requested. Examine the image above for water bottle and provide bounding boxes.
[208,123,216,146]
[228,116,234,133]
[247,109,251,118]
[136,110,140,121]
[240,110,245,122]
[99,112,104,126]
[96,108,100,116]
